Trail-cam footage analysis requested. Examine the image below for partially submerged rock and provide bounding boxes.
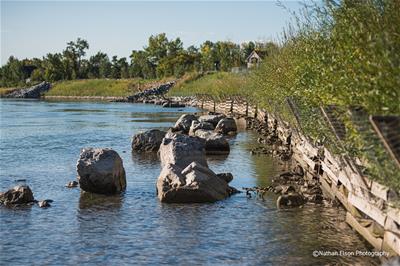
[156,162,233,203]
[188,120,214,136]
[132,129,166,152]
[194,129,230,155]
[65,181,78,188]
[173,114,198,133]
[216,173,233,183]
[0,185,35,205]
[76,148,126,194]
[215,117,237,135]
[38,199,53,208]
[277,193,305,208]
[198,114,226,127]
[159,133,207,168]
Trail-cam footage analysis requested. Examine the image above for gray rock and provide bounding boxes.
[65,181,78,188]
[38,199,53,208]
[159,132,207,169]
[198,114,226,127]
[156,162,232,203]
[76,148,126,194]
[188,120,214,136]
[132,129,166,152]
[194,129,230,155]
[173,114,198,133]
[277,193,305,208]
[0,185,35,205]
[215,118,237,134]
[4,82,51,98]
[216,173,233,183]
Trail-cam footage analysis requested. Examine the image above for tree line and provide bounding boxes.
[0,34,277,87]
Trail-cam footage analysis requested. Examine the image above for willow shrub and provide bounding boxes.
[250,0,400,192]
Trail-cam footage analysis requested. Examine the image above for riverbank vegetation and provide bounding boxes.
[45,78,173,97]
[171,0,400,191]
[0,34,275,88]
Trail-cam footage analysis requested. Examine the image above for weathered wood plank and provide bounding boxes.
[370,181,389,201]
[387,206,400,225]
[321,161,339,183]
[385,216,400,236]
[346,212,383,251]
[348,193,387,227]
[382,231,400,255]
[337,170,353,192]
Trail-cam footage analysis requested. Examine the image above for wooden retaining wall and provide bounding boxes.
[190,97,400,257]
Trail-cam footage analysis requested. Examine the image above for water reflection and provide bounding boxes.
[78,191,124,210]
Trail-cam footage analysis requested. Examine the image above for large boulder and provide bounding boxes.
[188,120,214,136]
[132,129,166,152]
[194,129,230,155]
[215,118,237,134]
[173,114,198,133]
[198,114,226,127]
[156,162,232,203]
[159,133,207,168]
[76,148,126,194]
[0,185,35,205]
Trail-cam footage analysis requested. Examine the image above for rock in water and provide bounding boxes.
[132,129,166,152]
[198,114,226,127]
[38,199,53,208]
[65,181,79,188]
[216,173,234,183]
[188,120,214,136]
[215,118,237,134]
[76,148,126,194]
[277,193,305,208]
[194,129,230,155]
[156,162,232,203]
[159,133,207,169]
[173,114,198,133]
[0,185,35,205]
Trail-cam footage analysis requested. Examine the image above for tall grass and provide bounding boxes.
[46,78,172,97]
[169,72,250,101]
[169,1,400,192]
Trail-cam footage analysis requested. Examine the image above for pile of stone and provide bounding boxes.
[156,133,238,203]
[243,165,324,208]
[0,185,53,208]
[127,81,175,102]
[3,82,51,98]
[131,112,239,203]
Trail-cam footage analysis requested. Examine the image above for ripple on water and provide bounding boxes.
[0,99,379,265]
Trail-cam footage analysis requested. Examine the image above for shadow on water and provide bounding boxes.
[78,191,124,210]
[131,151,160,166]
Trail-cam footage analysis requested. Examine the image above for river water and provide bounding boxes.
[0,99,378,265]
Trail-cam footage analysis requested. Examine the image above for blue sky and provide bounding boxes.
[1,1,305,65]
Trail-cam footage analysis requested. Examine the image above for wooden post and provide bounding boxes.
[254,104,258,119]
[245,102,249,117]
[201,99,204,109]
[230,99,234,113]
[213,100,216,113]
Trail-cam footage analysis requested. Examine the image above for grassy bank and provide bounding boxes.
[169,72,250,100]
[0,87,18,96]
[46,78,173,97]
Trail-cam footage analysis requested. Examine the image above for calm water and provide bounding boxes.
[0,99,378,265]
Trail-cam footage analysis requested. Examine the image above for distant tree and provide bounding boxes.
[63,38,89,79]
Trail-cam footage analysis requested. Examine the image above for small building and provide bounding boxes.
[246,50,267,68]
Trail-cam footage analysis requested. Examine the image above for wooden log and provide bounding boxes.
[346,212,383,251]
[348,193,387,227]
